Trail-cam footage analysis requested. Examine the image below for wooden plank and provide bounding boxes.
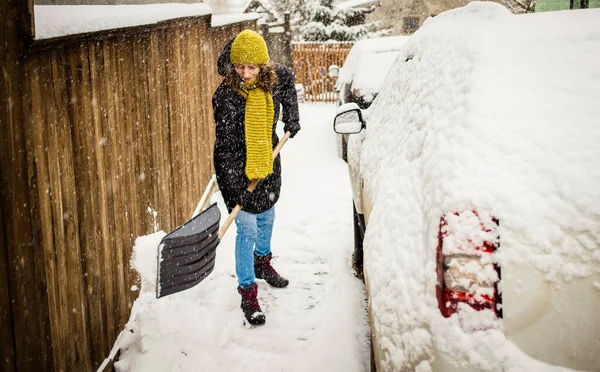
[23,54,55,371]
[186,26,202,214]
[317,44,322,100]
[127,35,152,308]
[0,2,53,369]
[102,39,129,332]
[197,25,211,207]
[42,48,75,370]
[120,39,141,242]
[166,27,186,225]
[193,24,213,211]
[18,0,34,38]
[113,34,144,319]
[20,21,55,365]
[116,36,131,320]
[199,26,215,190]
[69,41,107,366]
[177,27,193,221]
[1,2,25,368]
[98,39,121,355]
[117,38,138,321]
[28,50,65,372]
[203,27,217,197]
[132,35,154,235]
[56,46,93,370]
[148,31,175,231]
[178,26,196,218]
[206,28,221,168]
[88,39,117,360]
[0,166,15,372]
[314,45,320,101]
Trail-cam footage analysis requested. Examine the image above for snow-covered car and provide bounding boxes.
[329,36,409,161]
[333,3,600,372]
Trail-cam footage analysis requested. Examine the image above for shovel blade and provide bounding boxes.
[156,203,221,298]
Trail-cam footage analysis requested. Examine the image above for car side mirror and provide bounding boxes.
[333,103,365,134]
[328,65,340,78]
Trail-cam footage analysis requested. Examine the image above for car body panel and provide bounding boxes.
[503,267,600,370]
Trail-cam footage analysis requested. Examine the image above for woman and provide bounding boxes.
[212,29,300,326]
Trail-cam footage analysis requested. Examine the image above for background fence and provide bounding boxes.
[292,42,353,103]
[0,5,255,370]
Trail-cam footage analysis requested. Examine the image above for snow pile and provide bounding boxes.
[34,4,212,40]
[354,2,600,371]
[115,105,370,371]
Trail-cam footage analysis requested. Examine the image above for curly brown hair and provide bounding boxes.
[224,61,278,92]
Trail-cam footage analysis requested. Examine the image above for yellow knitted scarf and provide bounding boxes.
[237,81,274,180]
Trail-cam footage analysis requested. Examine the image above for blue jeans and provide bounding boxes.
[234,207,275,288]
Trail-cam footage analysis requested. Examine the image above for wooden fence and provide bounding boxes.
[0,4,255,370]
[292,42,353,102]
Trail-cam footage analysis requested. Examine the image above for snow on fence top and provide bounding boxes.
[34,4,212,40]
[211,12,260,27]
[336,0,378,9]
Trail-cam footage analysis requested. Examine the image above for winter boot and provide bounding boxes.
[254,253,289,288]
[237,283,266,326]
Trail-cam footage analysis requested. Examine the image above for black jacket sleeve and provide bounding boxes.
[212,88,250,206]
[277,66,301,137]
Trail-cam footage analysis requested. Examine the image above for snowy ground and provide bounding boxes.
[115,103,370,372]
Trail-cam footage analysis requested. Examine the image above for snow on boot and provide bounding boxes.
[237,283,266,326]
[254,253,289,288]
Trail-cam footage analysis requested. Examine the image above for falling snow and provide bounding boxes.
[116,104,370,372]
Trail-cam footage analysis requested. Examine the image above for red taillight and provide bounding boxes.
[436,210,501,318]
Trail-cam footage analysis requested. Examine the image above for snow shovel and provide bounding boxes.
[156,131,292,298]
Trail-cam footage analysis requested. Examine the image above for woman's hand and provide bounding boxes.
[284,122,301,138]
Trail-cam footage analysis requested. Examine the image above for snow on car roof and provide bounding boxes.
[350,50,399,100]
[34,4,212,40]
[337,35,409,86]
[357,2,600,371]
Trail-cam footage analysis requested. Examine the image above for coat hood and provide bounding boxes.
[217,39,235,77]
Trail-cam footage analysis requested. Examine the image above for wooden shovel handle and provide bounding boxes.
[218,131,292,239]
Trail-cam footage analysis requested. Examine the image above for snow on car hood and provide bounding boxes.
[358,2,600,371]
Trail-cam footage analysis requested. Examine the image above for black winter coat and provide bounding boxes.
[212,40,300,214]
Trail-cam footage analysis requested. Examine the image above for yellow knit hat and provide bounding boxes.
[230,29,270,65]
